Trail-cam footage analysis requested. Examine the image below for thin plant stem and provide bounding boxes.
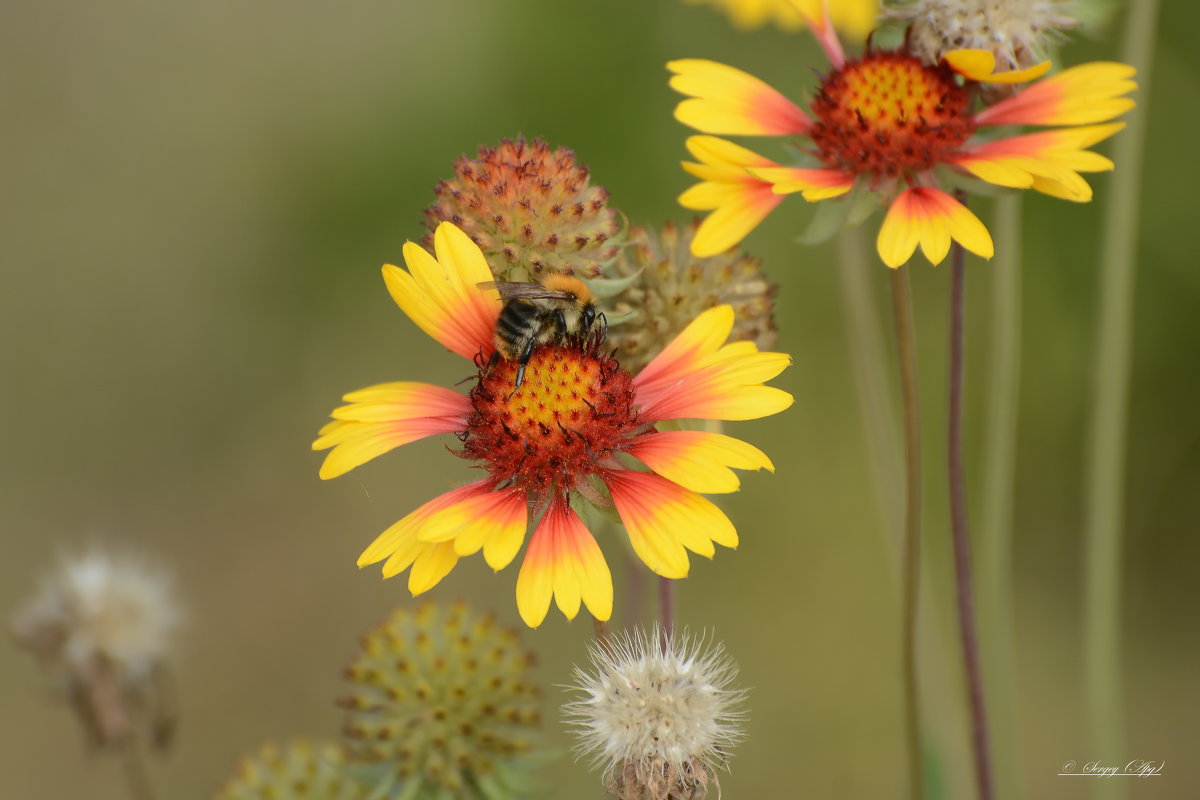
[889,265,924,800]
[119,739,155,800]
[839,231,904,560]
[980,193,1024,799]
[593,615,613,656]
[948,229,993,800]
[658,576,675,650]
[1083,4,1159,799]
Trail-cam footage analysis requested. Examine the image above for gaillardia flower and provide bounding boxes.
[686,0,878,36]
[668,8,1136,266]
[313,222,791,628]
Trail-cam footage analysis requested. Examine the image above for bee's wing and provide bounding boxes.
[477,281,574,301]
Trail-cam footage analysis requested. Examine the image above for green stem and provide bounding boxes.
[890,265,924,800]
[949,233,993,800]
[980,193,1024,799]
[119,739,155,800]
[1083,4,1159,800]
[838,232,904,561]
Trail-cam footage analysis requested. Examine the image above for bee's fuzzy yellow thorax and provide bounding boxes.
[540,273,592,302]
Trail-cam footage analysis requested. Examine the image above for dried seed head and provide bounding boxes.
[888,0,1079,71]
[11,549,180,748]
[339,601,544,799]
[423,138,622,282]
[564,628,745,800]
[214,740,366,800]
[606,221,776,374]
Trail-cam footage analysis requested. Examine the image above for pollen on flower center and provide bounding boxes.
[810,51,975,178]
[462,339,640,494]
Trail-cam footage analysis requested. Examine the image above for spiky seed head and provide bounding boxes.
[214,740,366,800]
[11,549,180,748]
[423,138,622,282]
[564,627,746,800]
[338,601,544,800]
[887,0,1079,71]
[605,221,776,374]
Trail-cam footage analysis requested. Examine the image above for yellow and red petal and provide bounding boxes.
[634,306,792,423]
[383,222,502,361]
[330,382,470,422]
[876,187,994,268]
[604,470,738,579]
[416,487,528,571]
[679,137,784,257]
[407,542,459,596]
[627,430,774,494]
[313,415,466,480]
[943,49,1051,84]
[975,62,1136,128]
[514,501,612,628]
[952,123,1124,202]
[749,165,856,200]
[358,480,492,570]
[668,59,812,136]
[790,0,846,67]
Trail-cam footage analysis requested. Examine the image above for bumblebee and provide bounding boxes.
[479,274,605,388]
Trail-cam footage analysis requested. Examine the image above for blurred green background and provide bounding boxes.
[2,1,1197,797]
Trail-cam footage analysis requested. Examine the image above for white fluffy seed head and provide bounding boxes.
[888,0,1079,70]
[564,627,745,799]
[11,549,180,683]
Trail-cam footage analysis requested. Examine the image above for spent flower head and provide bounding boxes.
[565,627,745,800]
[214,740,366,800]
[887,0,1079,73]
[313,222,791,627]
[668,4,1136,266]
[338,601,543,799]
[606,220,777,374]
[11,548,180,748]
[423,138,621,282]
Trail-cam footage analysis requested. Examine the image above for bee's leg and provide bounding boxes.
[514,336,538,390]
[597,312,608,342]
[485,349,500,375]
[555,308,568,340]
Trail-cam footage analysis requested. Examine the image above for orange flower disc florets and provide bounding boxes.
[809,51,975,178]
[462,340,640,495]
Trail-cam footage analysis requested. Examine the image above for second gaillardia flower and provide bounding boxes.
[669,9,1136,266]
[314,222,791,627]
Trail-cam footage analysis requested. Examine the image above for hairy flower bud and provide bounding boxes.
[214,740,366,800]
[423,138,622,282]
[605,220,776,374]
[565,628,745,800]
[888,0,1079,71]
[11,549,180,749]
[338,601,544,799]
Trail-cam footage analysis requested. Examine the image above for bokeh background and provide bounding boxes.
[2,1,1197,797]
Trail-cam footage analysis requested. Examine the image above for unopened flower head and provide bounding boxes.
[214,740,365,800]
[338,601,542,799]
[11,549,179,747]
[313,222,792,627]
[564,628,745,800]
[686,0,878,37]
[423,138,621,282]
[887,0,1079,72]
[606,220,777,374]
[668,5,1135,267]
